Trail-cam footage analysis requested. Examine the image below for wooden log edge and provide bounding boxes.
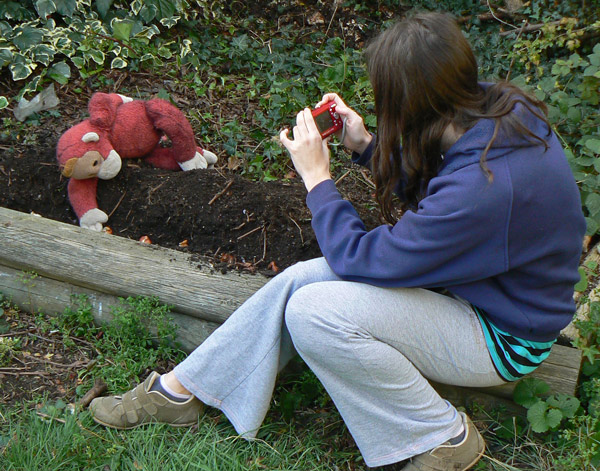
[0,207,269,325]
[0,207,583,399]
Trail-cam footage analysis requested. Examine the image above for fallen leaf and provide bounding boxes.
[139,235,152,244]
[179,239,189,247]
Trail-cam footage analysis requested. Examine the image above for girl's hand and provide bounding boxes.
[280,108,332,192]
[316,93,372,154]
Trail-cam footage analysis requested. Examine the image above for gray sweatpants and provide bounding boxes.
[174,257,504,467]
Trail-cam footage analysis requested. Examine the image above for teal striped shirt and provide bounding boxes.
[474,306,555,382]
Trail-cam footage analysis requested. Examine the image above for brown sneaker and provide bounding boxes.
[402,412,485,471]
[89,372,204,430]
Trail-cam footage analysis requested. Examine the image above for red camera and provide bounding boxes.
[311,101,344,139]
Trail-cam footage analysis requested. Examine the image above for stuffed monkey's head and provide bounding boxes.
[56,121,122,180]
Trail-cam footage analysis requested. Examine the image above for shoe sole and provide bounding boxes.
[92,415,198,430]
[463,441,486,471]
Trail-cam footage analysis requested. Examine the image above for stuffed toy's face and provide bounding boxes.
[57,123,122,181]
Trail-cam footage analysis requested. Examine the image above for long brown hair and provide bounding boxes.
[364,12,550,223]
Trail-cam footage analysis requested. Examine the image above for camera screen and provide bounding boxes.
[314,110,334,133]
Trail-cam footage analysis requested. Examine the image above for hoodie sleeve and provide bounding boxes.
[306,163,512,288]
[351,133,376,168]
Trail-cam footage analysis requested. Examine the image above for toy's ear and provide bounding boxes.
[88,92,121,129]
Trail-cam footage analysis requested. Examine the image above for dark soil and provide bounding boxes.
[0,0,398,275]
[0,117,383,275]
[0,1,392,406]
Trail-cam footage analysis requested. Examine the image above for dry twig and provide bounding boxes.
[78,378,108,408]
[209,179,234,205]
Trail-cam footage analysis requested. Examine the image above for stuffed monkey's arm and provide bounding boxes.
[80,209,108,231]
[67,178,108,231]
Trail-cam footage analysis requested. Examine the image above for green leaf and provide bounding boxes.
[130,0,143,15]
[587,193,600,217]
[592,451,600,468]
[53,0,76,17]
[71,56,84,69]
[0,48,13,67]
[513,377,550,408]
[9,62,33,81]
[87,49,105,65]
[47,61,71,84]
[567,106,581,123]
[35,0,57,19]
[112,19,134,42]
[139,4,157,23]
[156,88,170,101]
[585,139,600,154]
[575,267,588,292]
[110,57,127,68]
[585,217,600,237]
[0,96,8,110]
[12,26,45,51]
[95,0,113,18]
[546,394,580,418]
[527,401,563,433]
[153,0,177,20]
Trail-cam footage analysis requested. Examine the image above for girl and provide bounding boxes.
[90,12,585,471]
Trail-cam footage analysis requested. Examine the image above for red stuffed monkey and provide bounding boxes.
[56,93,217,230]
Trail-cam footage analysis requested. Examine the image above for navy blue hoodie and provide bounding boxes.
[306,100,585,342]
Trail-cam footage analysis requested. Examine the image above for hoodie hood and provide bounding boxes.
[439,83,552,176]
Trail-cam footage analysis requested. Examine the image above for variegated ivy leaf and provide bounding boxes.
[110,57,127,69]
[54,0,77,17]
[0,48,13,68]
[86,49,105,65]
[138,25,160,40]
[160,16,180,28]
[157,45,172,59]
[179,39,191,57]
[48,60,71,84]
[19,75,42,99]
[131,0,143,15]
[0,96,8,110]
[35,0,57,19]
[32,44,56,66]
[140,53,155,62]
[95,0,113,18]
[10,62,34,81]
[71,56,84,69]
[12,25,45,51]
[139,5,158,23]
[111,19,133,41]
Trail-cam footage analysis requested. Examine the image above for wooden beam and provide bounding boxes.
[0,264,220,353]
[0,207,582,399]
[0,207,268,325]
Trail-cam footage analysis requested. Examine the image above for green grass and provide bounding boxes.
[0,403,363,471]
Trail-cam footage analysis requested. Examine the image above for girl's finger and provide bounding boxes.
[302,108,321,136]
[279,128,293,149]
[316,93,340,108]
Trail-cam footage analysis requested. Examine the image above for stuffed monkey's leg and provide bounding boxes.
[144,99,197,165]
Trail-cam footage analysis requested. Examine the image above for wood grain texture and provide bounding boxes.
[0,207,268,324]
[0,207,583,398]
